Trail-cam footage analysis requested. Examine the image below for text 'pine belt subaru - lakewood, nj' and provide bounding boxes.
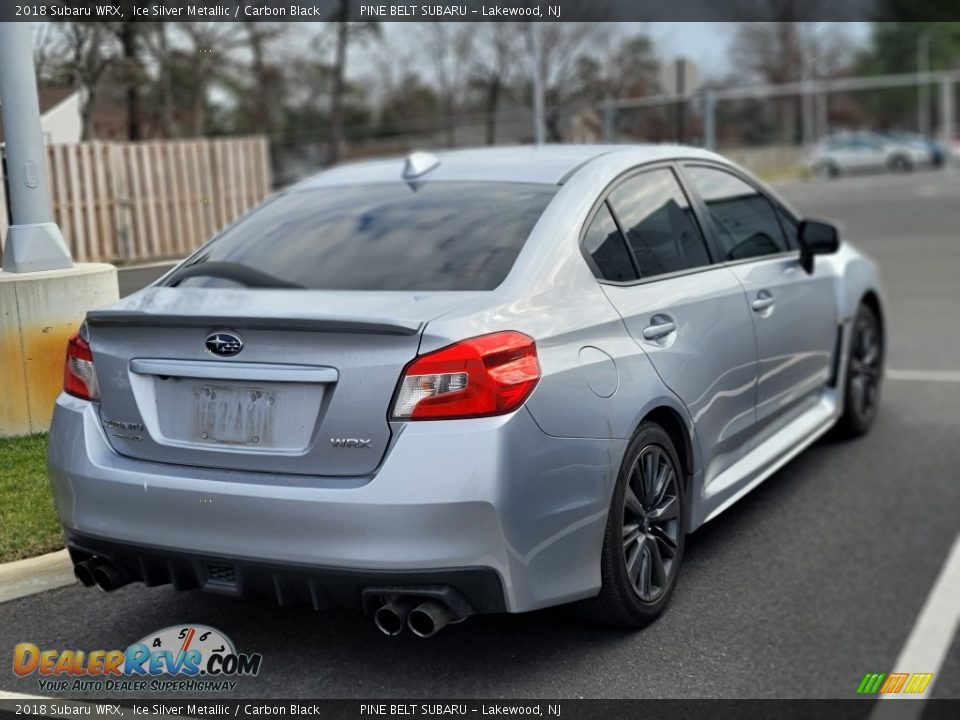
[49,145,885,637]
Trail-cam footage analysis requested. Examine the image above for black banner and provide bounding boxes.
[1,700,960,720]
[2,0,960,23]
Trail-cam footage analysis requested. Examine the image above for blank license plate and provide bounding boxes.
[195,384,276,446]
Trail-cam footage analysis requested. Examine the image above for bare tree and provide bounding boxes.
[730,0,853,144]
[116,19,142,140]
[520,23,607,141]
[420,23,476,147]
[324,5,379,163]
[329,0,350,162]
[366,38,440,138]
[32,23,59,82]
[177,21,242,136]
[241,22,288,135]
[54,22,117,140]
[137,23,176,138]
[470,23,523,145]
[743,22,850,81]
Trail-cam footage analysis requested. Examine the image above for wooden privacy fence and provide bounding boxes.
[1,136,271,264]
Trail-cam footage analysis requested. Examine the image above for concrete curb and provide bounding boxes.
[0,548,76,603]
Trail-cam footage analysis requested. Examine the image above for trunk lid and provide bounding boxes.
[87,287,479,477]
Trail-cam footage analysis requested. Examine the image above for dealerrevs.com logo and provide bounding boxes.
[13,624,262,693]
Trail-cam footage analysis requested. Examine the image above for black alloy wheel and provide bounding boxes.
[837,303,883,437]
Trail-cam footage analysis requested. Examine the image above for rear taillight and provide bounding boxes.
[64,332,100,402]
[391,331,540,420]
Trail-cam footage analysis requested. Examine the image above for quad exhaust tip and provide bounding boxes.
[74,559,132,592]
[373,597,418,637]
[407,599,453,638]
[373,596,458,637]
[73,559,98,587]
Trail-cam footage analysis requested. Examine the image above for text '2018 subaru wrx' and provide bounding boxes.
[49,146,885,636]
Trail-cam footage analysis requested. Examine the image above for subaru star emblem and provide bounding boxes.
[205,332,243,357]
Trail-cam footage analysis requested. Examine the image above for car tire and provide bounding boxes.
[574,422,686,627]
[836,303,884,438]
[816,161,840,179]
[887,155,913,173]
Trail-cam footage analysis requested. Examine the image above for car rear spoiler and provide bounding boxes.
[85,310,424,336]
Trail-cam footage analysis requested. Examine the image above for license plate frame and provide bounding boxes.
[195,384,276,446]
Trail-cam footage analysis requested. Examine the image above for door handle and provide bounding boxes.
[642,318,677,340]
[752,290,774,313]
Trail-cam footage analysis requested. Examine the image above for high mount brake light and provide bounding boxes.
[391,331,540,420]
[64,332,100,402]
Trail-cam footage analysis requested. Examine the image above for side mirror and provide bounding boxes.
[798,219,840,274]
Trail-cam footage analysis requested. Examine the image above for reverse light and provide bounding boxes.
[64,332,101,402]
[391,331,540,420]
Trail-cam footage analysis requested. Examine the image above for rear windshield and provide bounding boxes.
[172,181,558,291]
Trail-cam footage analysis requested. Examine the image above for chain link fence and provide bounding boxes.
[274,70,958,185]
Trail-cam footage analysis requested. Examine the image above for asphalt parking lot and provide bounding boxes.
[1,170,958,700]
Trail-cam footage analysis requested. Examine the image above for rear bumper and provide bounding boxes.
[65,530,506,614]
[48,395,623,613]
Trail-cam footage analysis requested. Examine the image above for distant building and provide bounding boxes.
[0,85,83,145]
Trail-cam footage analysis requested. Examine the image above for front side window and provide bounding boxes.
[607,169,711,279]
[169,182,558,291]
[777,207,799,250]
[684,166,789,262]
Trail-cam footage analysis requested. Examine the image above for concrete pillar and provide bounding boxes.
[0,24,120,437]
[0,265,118,436]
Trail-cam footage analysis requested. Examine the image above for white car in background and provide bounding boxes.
[809,132,930,177]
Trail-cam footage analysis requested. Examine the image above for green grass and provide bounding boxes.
[757,164,810,184]
[0,434,63,563]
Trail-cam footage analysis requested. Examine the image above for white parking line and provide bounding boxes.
[870,534,960,719]
[886,369,960,383]
[117,260,180,271]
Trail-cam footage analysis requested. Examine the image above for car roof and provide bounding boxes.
[294,144,728,188]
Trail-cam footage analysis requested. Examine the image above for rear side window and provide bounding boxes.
[607,169,711,278]
[175,182,558,291]
[685,166,789,261]
[582,203,638,282]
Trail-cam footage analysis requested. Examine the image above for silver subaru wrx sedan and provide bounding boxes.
[48,146,885,636]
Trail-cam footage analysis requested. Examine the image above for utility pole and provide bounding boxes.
[602,99,616,144]
[918,33,931,137]
[526,24,545,146]
[702,91,716,151]
[0,23,72,272]
[800,24,815,149]
[940,77,954,176]
[675,57,687,144]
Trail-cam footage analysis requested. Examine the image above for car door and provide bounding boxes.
[826,137,857,171]
[591,166,760,485]
[833,135,878,172]
[682,164,837,437]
